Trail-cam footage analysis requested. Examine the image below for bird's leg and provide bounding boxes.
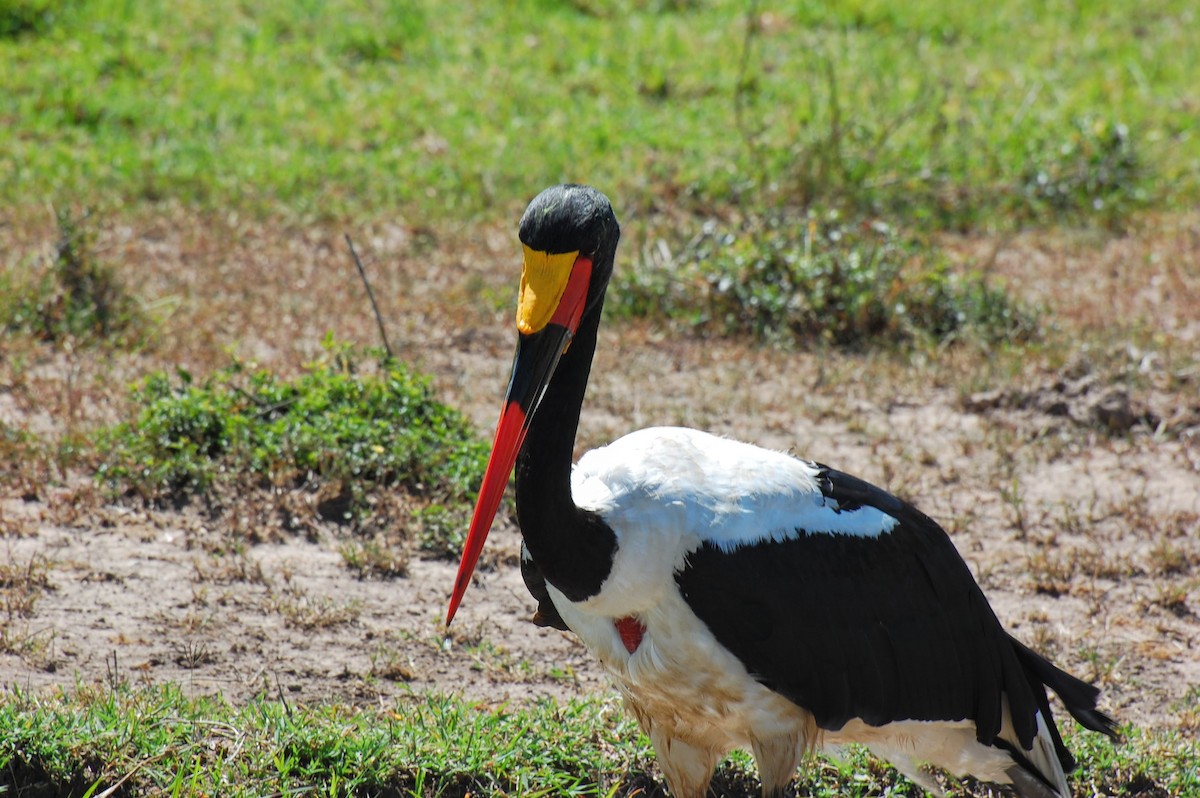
[750,733,803,798]
[648,725,722,798]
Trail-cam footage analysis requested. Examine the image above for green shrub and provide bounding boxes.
[614,210,1038,348]
[96,341,489,529]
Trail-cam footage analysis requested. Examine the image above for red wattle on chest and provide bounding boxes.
[615,616,646,653]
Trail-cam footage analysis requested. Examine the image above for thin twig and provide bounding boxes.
[92,747,181,798]
[275,671,293,721]
[344,234,395,361]
[822,53,844,184]
[733,0,764,177]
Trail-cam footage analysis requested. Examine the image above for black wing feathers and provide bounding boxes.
[676,464,1069,749]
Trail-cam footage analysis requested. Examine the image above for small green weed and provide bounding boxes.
[414,503,467,559]
[615,210,1038,348]
[1019,117,1145,228]
[1,208,144,347]
[0,0,65,39]
[95,339,488,548]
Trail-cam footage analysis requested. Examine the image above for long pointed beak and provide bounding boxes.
[443,330,563,624]
[446,255,593,626]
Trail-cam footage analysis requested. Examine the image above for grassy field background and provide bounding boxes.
[2,0,1199,795]
[3,0,1198,226]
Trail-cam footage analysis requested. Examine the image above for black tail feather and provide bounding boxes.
[1010,634,1121,741]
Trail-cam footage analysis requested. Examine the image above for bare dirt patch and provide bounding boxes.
[1,207,1198,737]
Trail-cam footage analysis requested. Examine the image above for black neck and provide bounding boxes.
[513,294,617,602]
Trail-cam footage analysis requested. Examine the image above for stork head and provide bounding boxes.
[446,185,619,625]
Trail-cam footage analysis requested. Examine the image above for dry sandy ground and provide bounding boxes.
[1,208,1198,743]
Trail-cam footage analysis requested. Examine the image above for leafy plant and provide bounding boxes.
[95,339,489,542]
[615,210,1038,348]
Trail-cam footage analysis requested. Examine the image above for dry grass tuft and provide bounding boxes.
[0,552,54,620]
[0,552,56,659]
[266,585,362,631]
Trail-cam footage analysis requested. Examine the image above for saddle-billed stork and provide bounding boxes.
[446,184,1117,798]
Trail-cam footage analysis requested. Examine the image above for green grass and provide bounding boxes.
[0,684,1193,797]
[0,685,654,797]
[1,0,1196,227]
